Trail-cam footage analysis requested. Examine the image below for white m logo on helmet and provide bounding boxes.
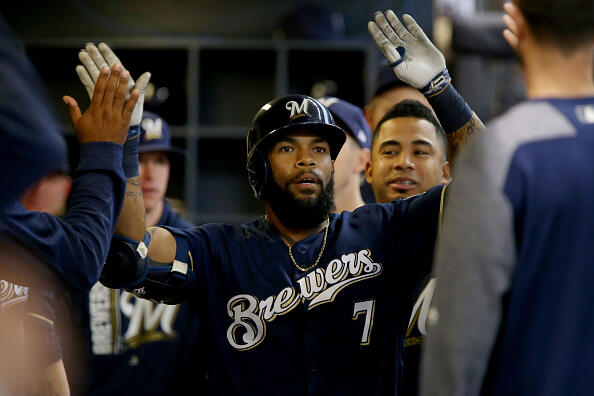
[141,118,163,140]
[285,99,310,119]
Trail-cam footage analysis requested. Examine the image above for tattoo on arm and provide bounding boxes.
[125,190,141,201]
[446,113,485,161]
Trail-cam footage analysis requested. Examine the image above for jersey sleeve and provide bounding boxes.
[0,142,126,291]
[419,126,517,396]
[401,184,447,283]
[0,16,67,208]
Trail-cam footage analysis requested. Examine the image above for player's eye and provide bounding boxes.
[279,145,294,152]
[414,150,429,156]
[313,146,327,153]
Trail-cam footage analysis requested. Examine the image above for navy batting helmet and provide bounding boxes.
[246,94,346,199]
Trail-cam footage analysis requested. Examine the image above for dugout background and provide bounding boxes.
[1,0,523,225]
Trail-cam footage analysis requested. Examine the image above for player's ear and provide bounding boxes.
[354,148,370,174]
[441,161,451,184]
[365,160,373,184]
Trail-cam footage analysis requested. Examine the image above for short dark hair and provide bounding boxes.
[373,99,448,160]
[516,0,594,50]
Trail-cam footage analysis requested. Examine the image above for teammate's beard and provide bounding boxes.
[265,173,335,229]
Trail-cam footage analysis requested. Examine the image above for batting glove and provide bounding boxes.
[76,43,150,126]
[368,11,450,97]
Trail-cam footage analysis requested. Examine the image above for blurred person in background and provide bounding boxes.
[1,58,140,394]
[318,97,372,213]
[421,0,594,394]
[0,14,67,209]
[364,64,433,132]
[21,165,72,217]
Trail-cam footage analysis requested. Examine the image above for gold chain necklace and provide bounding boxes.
[287,217,330,272]
[266,216,330,272]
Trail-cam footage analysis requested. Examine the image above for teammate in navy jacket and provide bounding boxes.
[83,111,205,396]
[0,14,67,209]
[0,61,140,394]
[420,1,594,395]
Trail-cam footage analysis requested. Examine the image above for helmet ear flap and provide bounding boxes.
[247,149,270,200]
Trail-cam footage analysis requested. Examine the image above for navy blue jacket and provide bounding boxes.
[0,14,67,208]
[0,143,125,291]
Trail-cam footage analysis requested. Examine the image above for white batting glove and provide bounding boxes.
[368,11,450,96]
[76,43,150,126]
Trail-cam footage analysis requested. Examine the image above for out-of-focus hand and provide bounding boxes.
[64,63,139,145]
[368,11,449,95]
[76,43,150,126]
[502,2,520,50]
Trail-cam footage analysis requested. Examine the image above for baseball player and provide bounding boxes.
[317,97,372,213]
[367,11,484,160]
[420,0,594,394]
[365,12,489,396]
[364,99,449,395]
[86,9,481,391]
[102,90,445,395]
[0,62,140,394]
[82,111,205,396]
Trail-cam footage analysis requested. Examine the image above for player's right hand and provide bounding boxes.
[76,43,150,127]
[368,11,447,92]
[63,63,139,145]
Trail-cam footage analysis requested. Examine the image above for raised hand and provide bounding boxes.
[502,2,520,50]
[76,43,150,126]
[63,63,139,144]
[368,11,449,96]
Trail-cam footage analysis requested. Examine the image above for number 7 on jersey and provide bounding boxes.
[352,300,375,345]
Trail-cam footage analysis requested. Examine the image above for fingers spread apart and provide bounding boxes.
[90,65,109,111]
[75,64,94,99]
[85,43,108,70]
[78,50,100,83]
[102,63,123,109]
[113,69,130,112]
[368,21,402,65]
[385,10,414,43]
[99,43,135,92]
[374,11,404,47]
[401,14,431,44]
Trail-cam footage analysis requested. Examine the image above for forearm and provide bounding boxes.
[114,125,147,242]
[0,143,126,290]
[446,112,485,161]
[425,83,485,161]
[115,176,147,241]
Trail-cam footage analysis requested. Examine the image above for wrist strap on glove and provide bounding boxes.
[123,125,140,178]
[426,83,473,134]
[421,69,452,98]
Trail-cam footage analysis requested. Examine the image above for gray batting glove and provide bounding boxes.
[368,11,450,96]
[76,43,150,126]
